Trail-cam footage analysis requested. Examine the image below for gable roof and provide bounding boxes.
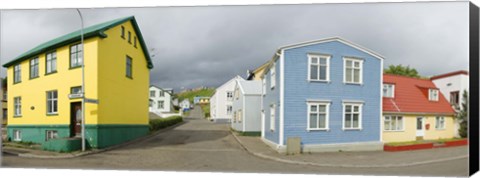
[149,85,173,95]
[236,80,262,95]
[383,74,455,115]
[3,16,153,69]
[430,70,469,80]
[247,61,269,80]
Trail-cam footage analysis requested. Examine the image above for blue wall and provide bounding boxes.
[262,59,281,144]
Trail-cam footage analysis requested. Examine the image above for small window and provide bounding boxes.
[159,91,165,97]
[429,89,439,101]
[121,26,125,39]
[235,88,240,100]
[226,105,233,115]
[71,86,82,94]
[150,90,156,97]
[134,36,137,48]
[435,116,445,130]
[45,130,58,141]
[126,56,133,78]
[308,54,330,81]
[149,100,152,107]
[238,109,242,123]
[158,101,164,109]
[307,102,329,130]
[128,31,132,44]
[344,58,363,84]
[233,111,237,123]
[46,51,57,74]
[270,64,276,89]
[270,104,275,131]
[14,97,22,117]
[384,116,403,131]
[3,89,7,101]
[343,103,362,129]
[14,64,21,84]
[46,90,58,115]
[450,91,459,106]
[226,91,233,101]
[70,44,83,68]
[383,84,395,98]
[13,130,21,141]
[29,57,39,79]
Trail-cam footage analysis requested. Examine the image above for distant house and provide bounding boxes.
[210,76,244,122]
[260,37,384,153]
[193,96,210,104]
[382,74,456,143]
[172,98,179,107]
[1,78,6,126]
[231,80,262,134]
[180,99,191,111]
[247,62,269,81]
[149,85,173,114]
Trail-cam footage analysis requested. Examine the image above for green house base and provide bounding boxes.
[7,124,148,150]
[42,137,82,152]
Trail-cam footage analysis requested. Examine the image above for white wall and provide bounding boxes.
[432,74,469,109]
[149,86,172,113]
[211,76,243,120]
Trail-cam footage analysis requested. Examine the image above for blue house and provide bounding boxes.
[260,37,384,153]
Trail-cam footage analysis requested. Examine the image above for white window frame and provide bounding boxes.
[46,51,57,74]
[150,90,155,97]
[158,100,164,109]
[307,54,330,82]
[429,89,439,101]
[270,104,275,131]
[45,130,58,141]
[226,91,233,101]
[270,63,276,89]
[235,88,240,100]
[307,101,330,131]
[383,115,404,131]
[46,90,58,114]
[342,102,363,130]
[383,84,395,98]
[14,96,22,117]
[233,111,237,123]
[30,57,39,79]
[238,109,242,123]
[435,116,446,130]
[14,64,22,83]
[159,91,165,97]
[343,57,363,84]
[13,130,21,141]
[226,105,233,115]
[70,43,83,68]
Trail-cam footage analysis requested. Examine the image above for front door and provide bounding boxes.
[416,117,424,138]
[70,102,82,137]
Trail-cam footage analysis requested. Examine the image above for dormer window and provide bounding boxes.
[429,89,439,101]
[383,84,395,98]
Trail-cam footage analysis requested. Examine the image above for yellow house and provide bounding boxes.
[382,74,456,143]
[3,16,153,149]
[247,61,269,81]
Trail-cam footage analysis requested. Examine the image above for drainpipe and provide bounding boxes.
[76,9,86,152]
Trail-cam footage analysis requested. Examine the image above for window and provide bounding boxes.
[13,130,21,141]
[270,105,275,131]
[450,91,460,106]
[343,103,362,129]
[70,44,83,68]
[270,64,276,89]
[3,109,7,120]
[45,130,58,141]
[150,90,156,97]
[262,78,266,96]
[71,86,82,94]
[307,102,329,130]
[46,90,58,115]
[234,88,239,100]
[435,116,445,130]
[121,26,125,39]
[149,100,152,107]
[128,31,132,43]
[383,84,395,98]
[233,111,237,123]
[46,51,57,74]
[384,116,403,131]
[158,101,164,109]
[126,56,133,78]
[14,64,21,83]
[3,91,6,101]
[308,54,330,81]
[226,105,232,115]
[238,109,242,122]
[429,89,439,101]
[344,58,363,84]
[134,36,137,48]
[226,91,233,101]
[159,91,165,97]
[14,97,21,116]
[30,57,39,79]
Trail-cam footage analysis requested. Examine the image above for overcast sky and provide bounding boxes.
[0,2,469,91]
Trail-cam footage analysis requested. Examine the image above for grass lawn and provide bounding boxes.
[200,104,210,118]
[386,137,466,146]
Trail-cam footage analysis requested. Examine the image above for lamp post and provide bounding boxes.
[76,9,86,152]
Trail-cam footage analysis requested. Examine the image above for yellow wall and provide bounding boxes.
[96,20,149,125]
[7,38,99,125]
[382,114,455,143]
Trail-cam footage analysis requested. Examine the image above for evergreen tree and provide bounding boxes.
[457,90,468,138]
[384,64,422,78]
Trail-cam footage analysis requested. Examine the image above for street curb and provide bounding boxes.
[229,130,468,168]
[2,120,187,159]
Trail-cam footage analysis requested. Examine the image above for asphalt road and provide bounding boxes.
[1,106,469,177]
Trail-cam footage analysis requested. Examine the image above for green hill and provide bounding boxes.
[175,88,215,103]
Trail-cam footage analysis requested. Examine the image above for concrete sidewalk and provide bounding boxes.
[231,132,468,168]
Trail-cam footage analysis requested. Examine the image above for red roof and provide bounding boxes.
[383,74,455,115]
[430,70,468,80]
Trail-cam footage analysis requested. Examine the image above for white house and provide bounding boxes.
[210,76,244,122]
[431,70,469,137]
[231,80,262,134]
[180,99,191,111]
[149,85,173,115]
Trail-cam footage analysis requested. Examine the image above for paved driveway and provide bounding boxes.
[2,106,469,176]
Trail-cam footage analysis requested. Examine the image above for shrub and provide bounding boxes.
[149,116,183,132]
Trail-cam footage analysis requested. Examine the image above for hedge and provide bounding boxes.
[149,116,183,132]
